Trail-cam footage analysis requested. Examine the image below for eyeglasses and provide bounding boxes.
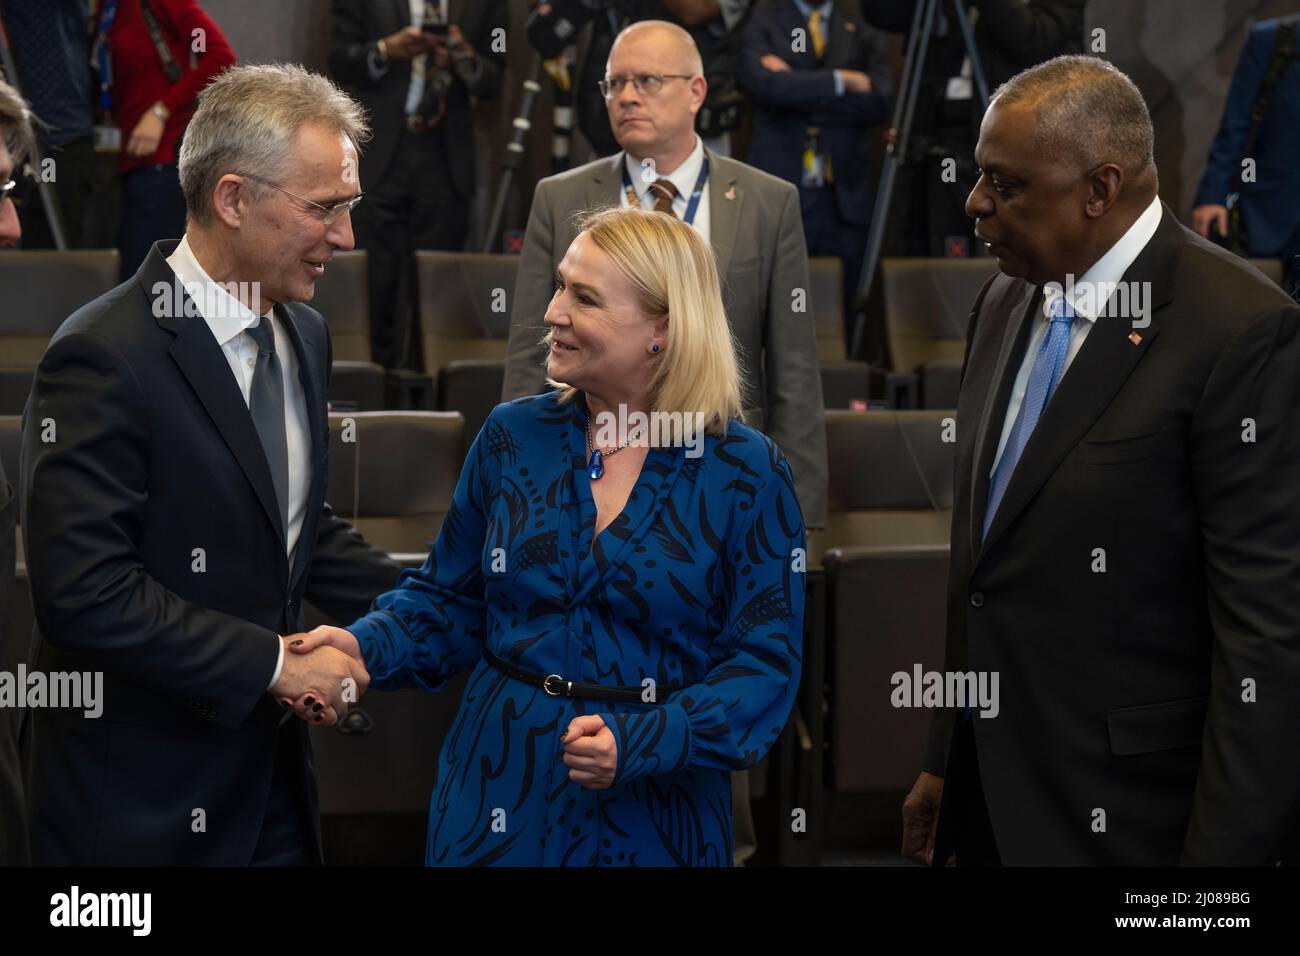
[238,172,362,225]
[0,179,14,205]
[598,74,694,98]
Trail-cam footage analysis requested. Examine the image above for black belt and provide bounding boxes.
[483,646,674,704]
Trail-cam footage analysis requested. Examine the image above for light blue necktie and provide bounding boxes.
[982,296,1076,539]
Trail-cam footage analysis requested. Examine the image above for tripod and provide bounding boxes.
[847,0,988,360]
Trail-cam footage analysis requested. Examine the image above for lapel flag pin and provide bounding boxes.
[1129,332,1142,345]
[725,186,736,201]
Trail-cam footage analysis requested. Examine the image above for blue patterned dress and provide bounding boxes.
[347,392,806,865]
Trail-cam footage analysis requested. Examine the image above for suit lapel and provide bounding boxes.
[824,1,855,67]
[156,276,287,551]
[707,151,742,281]
[976,203,1180,562]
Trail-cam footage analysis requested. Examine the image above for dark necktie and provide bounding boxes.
[246,317,290,539]
[648,178,679,216]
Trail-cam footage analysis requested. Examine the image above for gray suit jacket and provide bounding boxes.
[501,149,829,527]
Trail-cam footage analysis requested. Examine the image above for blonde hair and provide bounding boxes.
[179,63,371,225]
[550,206,744,436]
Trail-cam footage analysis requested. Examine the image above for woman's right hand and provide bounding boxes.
[289,624,364,662]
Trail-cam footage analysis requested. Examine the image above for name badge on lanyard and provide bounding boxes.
[622,154,710,227]
[92,0,122,153]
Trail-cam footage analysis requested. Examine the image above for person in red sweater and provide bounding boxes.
[96,0,235,278]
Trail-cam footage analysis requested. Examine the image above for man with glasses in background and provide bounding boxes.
[0,77,35,866]
[21,64,399,865]
[501,19,827,866]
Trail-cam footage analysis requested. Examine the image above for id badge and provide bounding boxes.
[802,147,825,189]
[93,124,122,153]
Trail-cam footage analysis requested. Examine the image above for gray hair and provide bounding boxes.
[0,78,36,168]
[991,55,1155,178]
[179,63,371,225]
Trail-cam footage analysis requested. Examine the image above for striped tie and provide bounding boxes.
[809,8,828,59]
[648,178,679,216]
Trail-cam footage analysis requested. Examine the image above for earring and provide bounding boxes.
[651,343,660,353]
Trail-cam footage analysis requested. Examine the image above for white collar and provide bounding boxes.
[623,136,706,203]
[1051,194,1163,323]
[165,234,273,347]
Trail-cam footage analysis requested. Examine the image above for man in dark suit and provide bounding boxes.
[21,64,399,866]
[329,0,507,369]
[0,77,35,866]
[901,55,1300,866]
[502,19,828,531]
[738,0,894,344]
[1192,13,1300,297]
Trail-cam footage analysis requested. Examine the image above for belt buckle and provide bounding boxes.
[543,674,569,697]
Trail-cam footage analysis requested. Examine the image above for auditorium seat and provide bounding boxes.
[311,250,371,361]
[816,408,955,792]
[308,409,468,822]
[882,257,997,408]
[309,250,388,410]
[437,359,505,454]
[809,256,873,408]
[1248,258,1284,287]
[814,408,955,566]
[824,544,950,791]
[0,251,120,415]
[322,410,465,561]
[416,251,517,383]
[0,415,34,652]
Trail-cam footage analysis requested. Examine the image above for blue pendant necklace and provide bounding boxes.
[586,417,639,480]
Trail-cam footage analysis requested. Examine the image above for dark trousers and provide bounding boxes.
[802,187,870,355]
[251,718,315,866]
[119,163,187,281]
[933,716,1002,867]
[17,136,121,251]
[351,125,469,369]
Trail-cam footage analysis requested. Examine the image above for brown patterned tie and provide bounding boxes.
[648,178,679,216]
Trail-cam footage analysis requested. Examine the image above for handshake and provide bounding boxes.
[269,626,369,725]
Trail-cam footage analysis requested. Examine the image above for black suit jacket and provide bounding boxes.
[328,0,506,194]
[738,0,894,226]
[20,241,400,865]
[926,204,1300,865]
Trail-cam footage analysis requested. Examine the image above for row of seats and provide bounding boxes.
[0,407,955,820]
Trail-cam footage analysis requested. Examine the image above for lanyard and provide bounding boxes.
[622,154,710,227]
[93,0,120,115]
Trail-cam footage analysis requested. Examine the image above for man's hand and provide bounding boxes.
[1192,204,1229,240]
[561,715,618,790]
[445,24,476,62]
[761,53,792,73]
[839,70,873,94]
[273,628,369,725]
[381,25,429,61]
[901,771,947,865]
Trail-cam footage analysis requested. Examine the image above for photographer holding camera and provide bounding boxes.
[330,0,507,369]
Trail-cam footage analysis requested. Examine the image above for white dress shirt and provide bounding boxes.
[990,194,1164,476]
[620,135,712,243]
[166,235,314,688]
